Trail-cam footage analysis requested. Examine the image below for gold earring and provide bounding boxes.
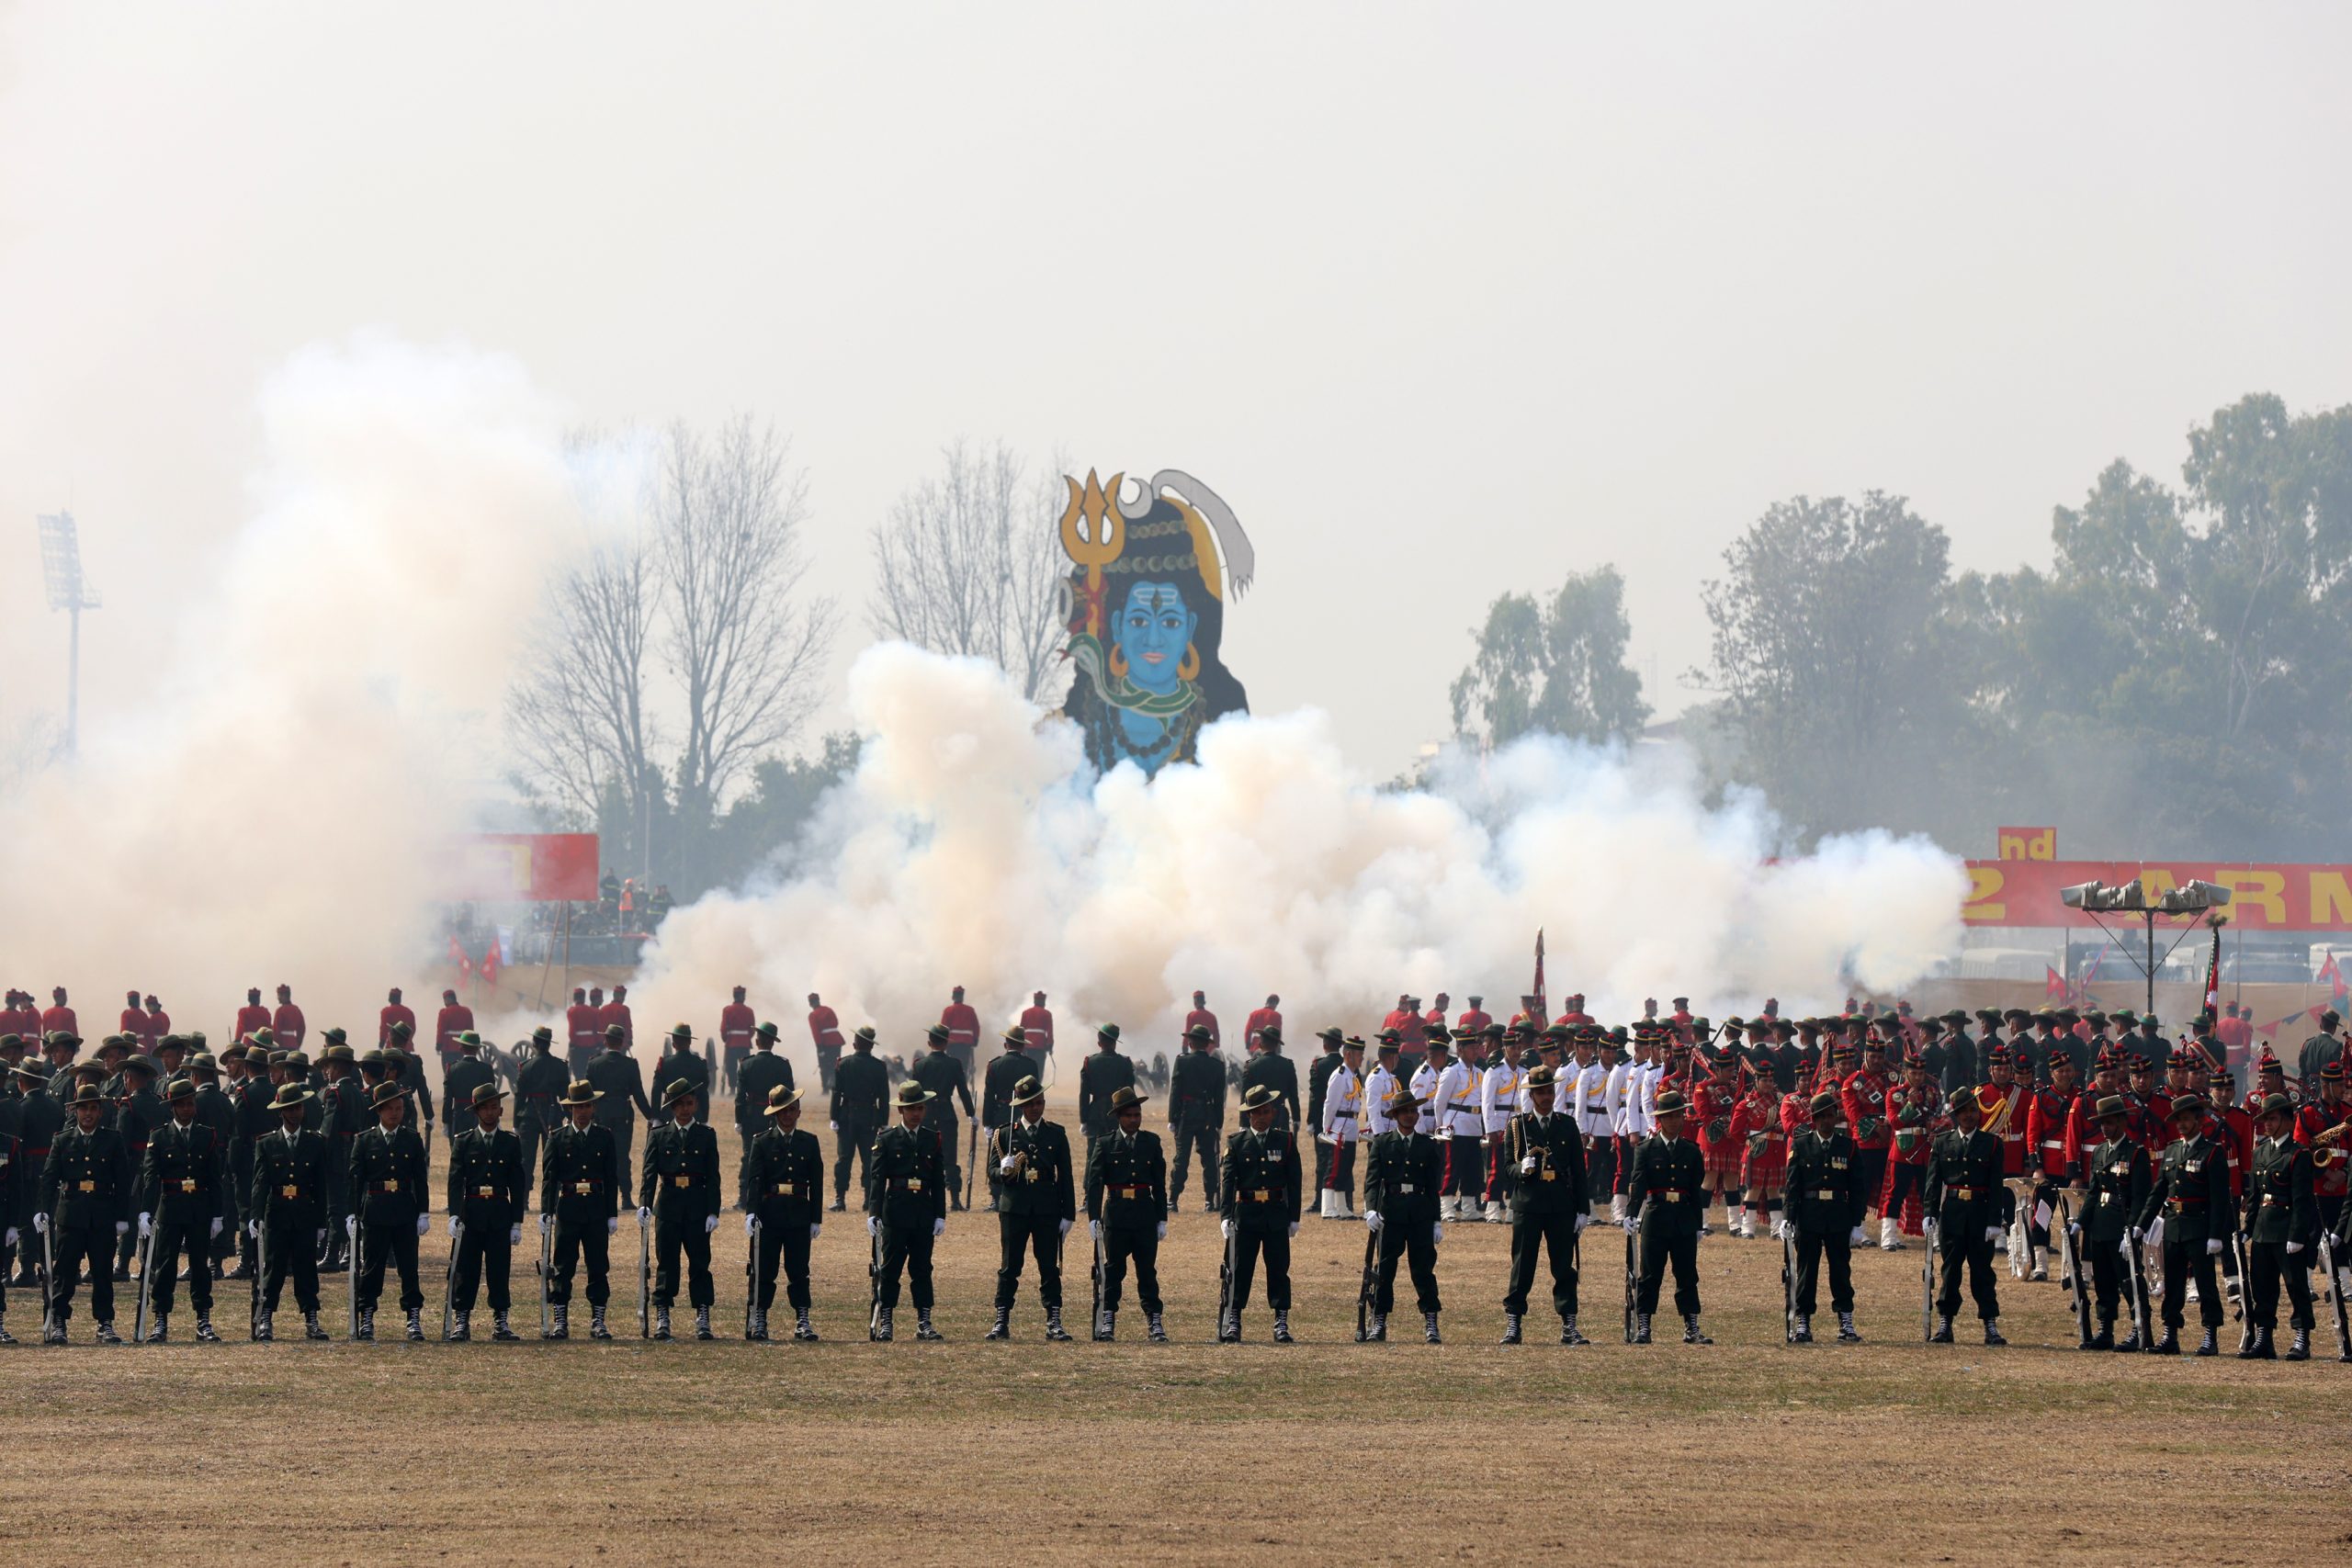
[1179,643,1200,681]
[1109,646,1129,679]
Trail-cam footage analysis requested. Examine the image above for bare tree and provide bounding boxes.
[654,417,839,859]
[869,439,1069,702]
[506,530,656,829]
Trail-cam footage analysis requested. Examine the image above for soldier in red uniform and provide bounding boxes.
[1394,998,1428,1071]
[2024,1052,2082,1279]
[1422,993,1450,1038]
[2216,1000,2255,1073]
[231,987,269,1048]
[119,990,146,1042]
[1690,1053,1744,1235]
[1243,994,1279,1052]
[379,987,418,1049]
[599,984,634,1054]
[1021,992,1058,1057]
[435,989,474,1059]
[1453,995,1492,1040]
[1557,994,1594,1030]
[1181,991,1219,1055]
[271,984,306,1051]
[1729,1068,1787,1238]
[1977,1047,2030,1179]
[938,986,981,1075]
[2292,1061,2351,1239]
[140,996,168,1051]
[806,994,844,1092]
[718,986,756,1098]
[1878,1054,1941,1249]
[564,987,600,1075]
[1840,1035,1894,1227]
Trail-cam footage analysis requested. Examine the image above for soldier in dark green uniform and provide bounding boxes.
[1784,1089,1865,1343]
[349,1078,431,1341]
[1077,1023,1135,1168]
[733,1022,796,1210]
[639,1078,721,1339]
[987,1074,1076,1341]
[317,1042,367,1270]
[224,1042,275,1280]
[654,1026,712,1129]
[1499,1064,1590,1345]
[134,1075,226,1342]
[441,1032,497,1147]
[514,1026,568,1204]
[446,1080,526,1341]
[2071,1093,2151,1349]
[1306,1027,1344,1208]
[829,1026,890,1212]
[909,1025,974,1211]
[539,1080,619,1339]
[185,1050,238,1278]
[979,1028,1038,1213]
[2134,1093,2233,1355]
[1240,1024,1302,1136]
[585,1022,653,1197]
[37,1082,131,1343]
[10,1058,63,1297]
[381,1022,435,1143]
[248,1080,331,1340]
[866,1080,948,1341]
[2242,1092,2317,1360]
[1925,1087,2013,1346]
[1168,1024,1225,1213]
[1084,1084,1167,1341]
[1624,1088,1709,1346]
[1363,1089,1446,1343]
[1217,1083,1302,1344]
[743,1083,824,1341]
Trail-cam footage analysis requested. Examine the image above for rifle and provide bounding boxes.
[2124,1231,2153,1348]
[1920,1214,1937,1341]
[441,1220,461,1340]
[2228,1225,2255,1354]
[865,1214,884,1340]
[1216,1205,1239,1340]
[133,1218,159,1343]
[962,1114,978,1210]
[1352,1225,1378,1342]
[744,1213,761,1339]
[2319,1231,2352,1362]
[637,1211,651,1337]
[2057,1194,2091,1345]
[1090,1218,1105,1341]
[1781,1211,1798,1344]
[537,1217,552,1338]
[1622,1220,1637,1342]
[347,1217,364,1337]
[40,1215,58,1340]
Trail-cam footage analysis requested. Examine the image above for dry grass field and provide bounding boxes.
[6,1093,2346,1566]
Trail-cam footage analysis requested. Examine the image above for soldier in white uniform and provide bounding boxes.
[1363,1039,1402,1142]
[1573,1028,1616,1215]
[1478,1028,1523,1223]
[1432,1031,1487,1222]
[1408,1032,1449,1140]
[1317,1037,1365,1219]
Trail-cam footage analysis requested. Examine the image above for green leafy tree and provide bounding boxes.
[1449,565,1648,748]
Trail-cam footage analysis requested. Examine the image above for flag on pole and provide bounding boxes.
[481,939,501,989]
[2044,965,2068,1000]
[447,934,472,981]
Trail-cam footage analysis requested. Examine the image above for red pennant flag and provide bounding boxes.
[2256,1017,2282,1040]
[481,939,501,989]
[2045,966,2068,999]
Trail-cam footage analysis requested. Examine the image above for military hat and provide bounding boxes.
[1186,1024,1215,1043]
[1940,1009,1968,1023]
[248,1026,279,1048]
[188,1052,219,1076]
[531,1024,556,1045]
[122,1053,159,1077]
[853,1025,878,1046]
[2096,1094,2129,1119]
[1917,1018,1944,1036]
[74,1059,107,1079]
[368,1080,406,1108]
[925,1023,951,1044]
[1096,1022,1121,1044]
[0,1032,19,1054]
[1107,1084,1148,1112]
[2322,1061,2346,1082]
[2168,1092,2206,1118]
[1722,1015,1745,1032]
[765,1083,804,1114]
[9,1058,48,1080]
[280,1051,311,1075]
[388,1019,414,1039]
[660,1077,699,1107]
[96,1033,130,1055]
[1373,1027,1401,1044]
[668,1022,693,1042]
[2325,1010,2344,1029]
[268,1083,314,1111]
[2139,1013,2160,1029]
[604,1022,626,1042]
[1385,1088,1424,1114]
[2206,1071,2233,1089]
[2259,1092,2294,1118]
[1238,1084,1281,1113]
[469,1081,508,1108]
[1984,1044,2008,1065]
[1316,1026,1345,1045]
[1607,1025,1629,1046]
[1522,1064,1557,1089]
[2256,1051,2283,1072]
[1808,1090,1838,1116]
[451,1030,483,1051]
[558,1080,602,1106]
[358,1047,391,1071]
[753,1021,780,1043]
[1946,1087,1979,1113]
[2110,1010,2138,1026]
[319,1026,348,1046]
[1652,1089,1689,1117]
[322,1043,356,1066]
[1001,1026,1029,1047]
[2126,1054,2154,1073]
[66,1081,107,1107]
[1009,1074,1046,1106]
[892,1081,935,1108]
[1373,1034,1398,1055]
[1260,1024,1284,1046]
[2055,1006,2079,1021]
[162,1075,196,1101]
[2082,1010,2107,1027]
[45,1030,82,1050]
[156,1032,187,1052]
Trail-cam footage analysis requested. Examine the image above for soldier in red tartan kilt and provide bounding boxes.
[1877,1054,1942,1249]
[1690,1050,1744,1235]
[1731,1077,1788,1238]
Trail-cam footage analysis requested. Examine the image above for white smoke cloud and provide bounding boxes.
[0,333,582,1023]
[631,641,1968,1074]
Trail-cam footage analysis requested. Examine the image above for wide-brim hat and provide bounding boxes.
[530,1025,556,1045]
[1385,1089,1424,1114]
[2258,1092,2294,1118]
[1315,1026,1344,1045]
[1107,1084,1148,1112]
[1258,1024,1283,1045]
[1001,1026,1029,1048]
[853,1026,878,1047]
[469,1082,508,1108]
[603,1023,626,1042]
[123,1054,160,1077]
[187,1053,220,1075]
[322,1043,356,1066]
[1097,1023,1122,1043]
[1009,1075,1046,1106]
[1522,1064,1557,1089]
[1238,1084,1280,1113]
[269,1084,314,1111]
[766,1084,804,1114]
[163,1076,196,1100]
[320,1027,348,1046]
[452,1031,483,1051]
[668,1023,694,1043]
[661,1077,700,1107]
[2096,1094,2129,1119]
[45,1031,82,1051]
[925,1024,951,1044]
[67,1082,107,1107]
[1808,1090,1838,1116]
[1652,1089,1688,1117]
[1186,1024,1215,1043]
[2169,1093,2206,1119]
[558,1080,602,1106]
[753,1021,780,1042]
[893,1082,935,1108]
[368,1080,406,1108]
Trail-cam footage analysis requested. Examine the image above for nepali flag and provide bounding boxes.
[480,939,501,989]
[447,934,472,981]
[2322,951,2348,1005]
[2044,965,2068,999]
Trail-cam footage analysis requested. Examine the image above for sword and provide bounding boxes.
[1352,1225,1377,1342]
[348,1217,364,1338]
[1622,1221,1637,1343]
[744,1213,762,1340]
[865,1216,884,1340]
[1781,1213,1798,1344]
[1920,1217,1937,1341]
[442,1220,461,1341]
[40,1217,57,1340]
[537,1218,552,1338]
[2320,1231,2352,1362]
[637,1212,651,1338]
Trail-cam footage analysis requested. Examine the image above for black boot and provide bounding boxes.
[1682,1314,1712,1346]
[1147,1312,1167,1342]
[1984,1319,2007,1348]
[873,1306,894,1342]
[915,1311,943,1341]
[492,1312,520,1342]
[591,1307,612,1340]
[2193,1326,2218,1357]
[1272,1311,1294,1344]
[2149,1329,2179,1355]
[1422,1312,1441,1345]
[793,1311,818,1342]
[547,1303,570,1340]
[694,1307,714,1342]
[2239,1325,2267,1359]
[404,1308,424,1342]
[2283,1328,2308,1361]
[1499,1314,1522,1346]
[1836,1312,1860,1343]
[653,1306,672,1341]
[1366,1312,1385,1342]
[1634,1314,1652,1345]
[985,1307,1011,1341]
[2114,1325,2142,1353]
[1045,1308,1072,1343]
[1096,1309,1115,1343]
[2089,1320,2113,1351]
[1929,1314,1953,1344]
[305,1311,329,1341]
[1562,1314,1589,1346]
[195,1317,220,1343]
[1792,1314,1812,1344]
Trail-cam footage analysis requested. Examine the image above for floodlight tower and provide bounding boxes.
[2059,876,2233,1016]
[37,512,102,761]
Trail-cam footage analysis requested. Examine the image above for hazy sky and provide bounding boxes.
[5,3,2348,781]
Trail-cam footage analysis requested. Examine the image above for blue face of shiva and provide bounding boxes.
[1116,581,1197,694]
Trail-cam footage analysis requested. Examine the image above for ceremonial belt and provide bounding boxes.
[1238,1188,1275,1202]
[567,1179,605,1196]
[1392,1182,1416,1193]
[278,1185,306,1199]
[1108,1185,1152,1199]
[1535,1170,1556,1181]
[175,1179,200,1193]
[2167,1195,2206,1207]
[1951,1187,1979,1200]
[767,1182,802,1197]
[1329,1111,1357,1120]
[1814,1189,1838,1201]
[669,1173,697,1188]
[1648,1188,1689,1201]
[74,1179,96,1192]
[890,1178,926,1192]
[369,1180,405,1194]
[472,1186,500,1200]
[2040,1140,2064,1149]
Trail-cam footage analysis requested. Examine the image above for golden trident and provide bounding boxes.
[1060,468,1125,637]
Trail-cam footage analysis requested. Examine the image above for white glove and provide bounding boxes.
[1519,1156,1538,1176]
[137,1212,153,1238]
[247,1220,259,1239]
[1849,1226,1867,1246]
[932,1218,945,1238]
[1155,1221,1167,1241]
[829,1120,837,1131]
[1288,1222,1299,1238]
[509,1224,522,1247]
[540,1213,553,1235]
[315,1228,326,1245]
[2129,1224,2144,1243]
[1430,1222,1444,1245]
[1089,1219,1103,1240]
[32,1213,47,1235]
[605,1216,618,1235]
[1574,1213,1590,1233]
[345,1215,357,1235]
[2,1227,15,1247]
[703,1214,719,1235]
[2285,1240,2303,1255]
[2068,1221,2082,1238]
[744,1214,759,1237]
[808,1224,820,1240]
[1621,1217,1637,1235]
[1364,1210,1383,1233]
[867,1216,880,1237]
[1922,1217,1938,1237]
[1000,1156,1018,1176]
[637,1206,651,1227]
[2204,1237,2222,1256]
[1984,1224,2003,1244]
[115,1220,130,1236]
[1058,1218,1072,1237]
[209,1217,223,1239]
[2120,1236,2134,1259]
[1220,1218,1235,1242]
[448,1217,462,1238]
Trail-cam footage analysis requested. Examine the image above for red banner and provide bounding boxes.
[1963,860,2352,931]
[437,834,600,903]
